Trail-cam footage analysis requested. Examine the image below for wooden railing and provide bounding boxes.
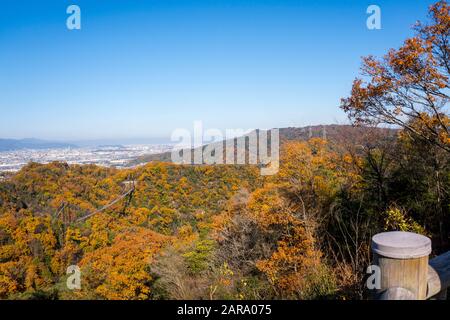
[370,231,450,300]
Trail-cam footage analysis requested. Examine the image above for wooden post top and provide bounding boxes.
[372,231,431,259]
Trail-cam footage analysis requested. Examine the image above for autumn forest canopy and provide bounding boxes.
[0,1,449,300]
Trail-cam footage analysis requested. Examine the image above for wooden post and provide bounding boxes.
[371,231,432,300]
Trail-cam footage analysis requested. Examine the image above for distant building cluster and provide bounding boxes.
[0,145,173,172]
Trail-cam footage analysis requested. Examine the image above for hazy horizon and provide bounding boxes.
[0,136,174,146]
[0,122,342,144]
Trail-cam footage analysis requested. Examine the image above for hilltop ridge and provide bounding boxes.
[127,124,398,166]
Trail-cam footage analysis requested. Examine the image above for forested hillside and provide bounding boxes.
[0,129,448,299]
[0,0,449,301]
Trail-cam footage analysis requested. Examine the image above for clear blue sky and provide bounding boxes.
[0,0,437,140]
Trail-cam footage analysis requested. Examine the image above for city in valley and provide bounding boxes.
[0,144,173,173]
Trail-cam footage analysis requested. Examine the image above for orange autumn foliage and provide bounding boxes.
[341,0,450,153]
[79,228,169,300]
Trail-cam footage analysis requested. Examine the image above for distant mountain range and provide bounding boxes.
[0,139,77,152]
